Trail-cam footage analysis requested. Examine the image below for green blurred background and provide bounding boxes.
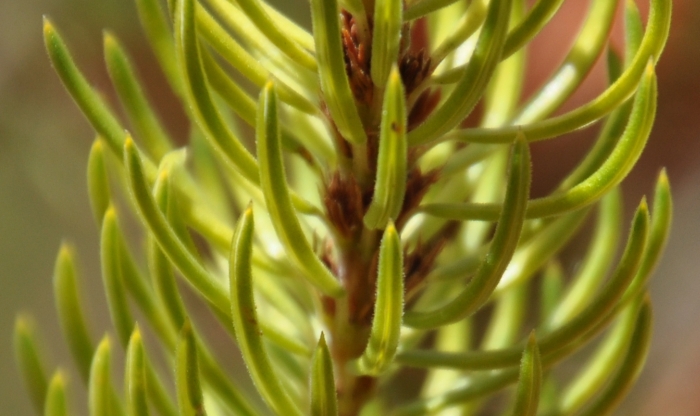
[1,0,699,414]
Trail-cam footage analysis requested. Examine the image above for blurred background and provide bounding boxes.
[1,0,698,413]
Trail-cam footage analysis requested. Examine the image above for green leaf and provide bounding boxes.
[134,0,185,96]
[101,207,136,347]
[176,322,206,416]
[396,199,650,371]
[558,296,643,414]
[104,32,173,160]
[89,336,120,416]
[549,189,622,327]
[14,315,49,414]
[404,135,530,328]
[404,0,460,20]
[422,63,657,220]
[514,0,619,123]
[229,206,304,416]
[145,176,259,416]
[257,82,345,297]
[445,0,670,145]
[495,208,589,294]
[482,281,527,350]
[45,370,69,416]
[124,137,230,317]
[624,0,645,67]
[309,0,367,144]
[364,67,407,229]
[407,0,512,146]
[87,139,111,227]
[125,327,150,416]
[622,169,673,301]
[511,333,542,416]
[196,6,317,114]
[43,19,128,159]
[310,333,338,416]
[370,0,403,87]
[577,296,653,416]
[433,0,564,84]
[173,0,259,184]
[53,243,95,382]
[232,0,316,70]
[358,222,404,375]
[430,0,488,66]
[502,0,565,59]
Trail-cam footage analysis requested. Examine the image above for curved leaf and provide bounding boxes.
[257,83,345,297]
[422,63,657,220]
[310,333,338,416]
[358,222,404,375]
[229,206,304,416]
[577,296,653,416]
[408,0,512,146]
[53,243,95,382]
[124,137,230,317]
[511,333,542,416]
[125,326,150,416]
[89,336,120,416]
[87,139,111,227]
[104,32,173,160]
[445,0,670,145]
[364,67,407,229]
[176,322,206,416]
[404,135,530,328]
[371,0,403,87]
[14,315,49,413]
[233,0,316,70]
[309,0,367,144]
[396,199,649,370]
[101,208,135,347]
[45,370,69,416]
[174,0,259,184]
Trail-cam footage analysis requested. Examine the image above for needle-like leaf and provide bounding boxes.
[558,296,643,414]
[421,62,657,220]
[87,139,111,227]
[310,333,338,416]
[101,207,136,346]
[176,321,206,416]
[511,333,542,416]
[53,243,95,382]
[404,134,530,328]
[173,0,259,184]
[134,0,184,96]
[233,0,316,70]
[124,137,230,317]
[407,0,512,146]
[43,19,130,159]
[371,0,403,87]
[549,189,622,327]
[89,336,120,416]
[576,296,653,416]
[396,199,649,370]
[364,67,407,229]
[513,0,619,123]
[257,82,345,297]
[229,206,304,416]
[45,370,69,416]
[104,32,173,160]
[358,222,404,375]
[125,326,150,416]
[309,0,367,144]
[444,0,670,145]
[14,315,49,414]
